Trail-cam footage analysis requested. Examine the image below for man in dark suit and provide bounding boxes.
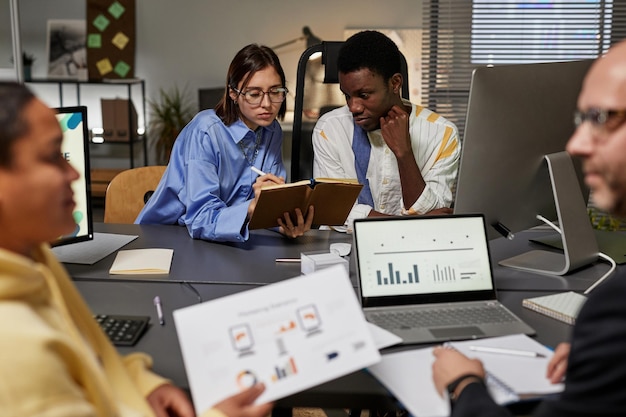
[431,40,626,416]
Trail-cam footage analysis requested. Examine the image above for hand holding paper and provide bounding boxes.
[173,265,380,415]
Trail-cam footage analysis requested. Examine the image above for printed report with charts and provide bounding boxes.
[173,265,380,416]
[248,178,362,229]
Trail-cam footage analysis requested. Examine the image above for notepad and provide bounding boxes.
[522,291,587,325]
[368,334,563,417]
[109,248,173,274]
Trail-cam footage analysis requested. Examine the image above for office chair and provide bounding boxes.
[104,165,166,223]
[198,87,224,111]
[291,41,410,181]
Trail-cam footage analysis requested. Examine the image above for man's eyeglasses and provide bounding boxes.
[574,108,626,129]
[231,86,288,105]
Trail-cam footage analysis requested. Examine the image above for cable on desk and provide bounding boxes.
[536,214,617,294]
[180,281,203,303]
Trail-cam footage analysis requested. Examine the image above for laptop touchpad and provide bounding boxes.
[429,326,484,339]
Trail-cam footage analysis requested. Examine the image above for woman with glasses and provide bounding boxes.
[137,44,314,242]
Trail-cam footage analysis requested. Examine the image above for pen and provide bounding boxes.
[250,166,267,176]
[153,296,165,326]
[275,258,301,263]
[469,346,546,358]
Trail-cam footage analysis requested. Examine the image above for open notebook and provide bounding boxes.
[368,334,563,417]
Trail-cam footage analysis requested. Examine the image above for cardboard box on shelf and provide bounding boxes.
[101,98,137,142]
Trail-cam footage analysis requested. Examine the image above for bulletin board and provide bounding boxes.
[86,0,136,80]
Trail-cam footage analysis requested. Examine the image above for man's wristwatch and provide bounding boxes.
[446,373,485,403]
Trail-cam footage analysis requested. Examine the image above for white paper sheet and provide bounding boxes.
[369,347,450,417]
[174,265,381,416]
[367,322,403,350]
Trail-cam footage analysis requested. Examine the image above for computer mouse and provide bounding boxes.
[330,242,352,257]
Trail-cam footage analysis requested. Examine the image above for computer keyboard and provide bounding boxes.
[94,314,150,346]
[369,305,519,329]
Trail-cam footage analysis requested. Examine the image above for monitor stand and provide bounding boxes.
[499,151,599,275]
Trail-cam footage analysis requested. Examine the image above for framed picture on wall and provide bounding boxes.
[46,19,88,80]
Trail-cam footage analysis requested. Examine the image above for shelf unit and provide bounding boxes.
[26,78,148,168]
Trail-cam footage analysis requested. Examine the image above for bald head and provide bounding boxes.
[566,40,626,217]
[578,40,626,111]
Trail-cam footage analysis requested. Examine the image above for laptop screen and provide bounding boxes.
[353,214,497,308]
[51,106,94,247]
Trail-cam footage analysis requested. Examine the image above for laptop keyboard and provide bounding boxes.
[368,305,519,329]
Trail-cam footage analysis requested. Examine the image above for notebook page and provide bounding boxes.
[450,334,563,395]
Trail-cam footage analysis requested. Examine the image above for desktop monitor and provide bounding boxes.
[52,106,94,247]
[453,60,598,276]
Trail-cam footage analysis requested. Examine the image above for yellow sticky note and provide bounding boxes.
[96,58,113,75]
[111,32,129,50]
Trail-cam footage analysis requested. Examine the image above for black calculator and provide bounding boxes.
[94,314,150,346]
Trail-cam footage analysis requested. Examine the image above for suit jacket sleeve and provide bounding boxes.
[532,271,626,416]
[451,271,626,417]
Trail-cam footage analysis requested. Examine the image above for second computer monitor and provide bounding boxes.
[454,59,598,275]
[52,106,94,247]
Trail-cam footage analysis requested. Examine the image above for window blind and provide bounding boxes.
[420,0,626,230]
[421,0,626,140]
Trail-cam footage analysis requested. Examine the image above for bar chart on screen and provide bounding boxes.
[357,218,494,297]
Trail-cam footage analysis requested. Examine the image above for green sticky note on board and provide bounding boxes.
[93,14,110,32]
[114,61,131,78]
[88,34,102,48]
[108,1,125,19]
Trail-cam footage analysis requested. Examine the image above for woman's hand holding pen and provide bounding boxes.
[247,172,284,219]
[247,168,313,237]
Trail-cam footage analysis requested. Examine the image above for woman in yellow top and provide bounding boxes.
[0,81,274,417]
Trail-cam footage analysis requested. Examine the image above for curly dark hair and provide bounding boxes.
[0,82,35,167]
[337,30,402,82]
[215,44,287,126]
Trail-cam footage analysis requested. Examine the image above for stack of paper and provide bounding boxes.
[522,291,587,325]
[109,248,173,274]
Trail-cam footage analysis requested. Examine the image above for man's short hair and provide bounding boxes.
[337,31,402,82]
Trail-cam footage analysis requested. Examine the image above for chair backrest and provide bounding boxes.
[290,41,410,181]
[104,165,166,223]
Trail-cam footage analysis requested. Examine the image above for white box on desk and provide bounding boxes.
[301,251,349,275]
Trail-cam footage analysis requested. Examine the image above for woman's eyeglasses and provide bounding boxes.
[231,86,288,105]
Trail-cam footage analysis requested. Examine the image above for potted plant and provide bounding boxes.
[148,86,195,164]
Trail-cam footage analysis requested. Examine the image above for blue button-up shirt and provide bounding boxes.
[136,109,286,242]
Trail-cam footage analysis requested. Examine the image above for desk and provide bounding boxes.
[491,229,611,292]
[69,223,594,411]
[74,278,573,410]
[68,224,608,293]
[66,223,352,285]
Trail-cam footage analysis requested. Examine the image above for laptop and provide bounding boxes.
[352,214,535,345]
